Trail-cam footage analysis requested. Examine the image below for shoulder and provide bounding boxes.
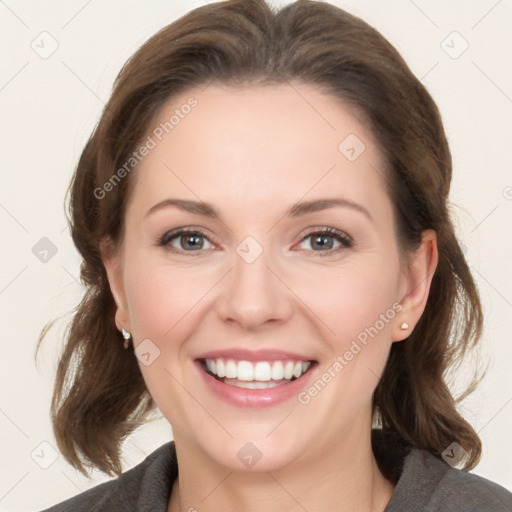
[40,442,177,512]
[372,429,512,511]
[387,447,512,512]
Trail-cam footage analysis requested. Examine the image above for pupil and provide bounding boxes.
[312,234,333,250]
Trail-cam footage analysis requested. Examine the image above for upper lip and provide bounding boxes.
[195,348,315,362]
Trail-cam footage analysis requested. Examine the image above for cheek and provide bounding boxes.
[124,255,213,341]
[294,263,400,423]
[337,277,397,344]
[122,258,211,425]
[124,245,401,353]
[293,256,401,349]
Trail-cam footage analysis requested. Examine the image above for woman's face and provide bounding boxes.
[104,83,434,472]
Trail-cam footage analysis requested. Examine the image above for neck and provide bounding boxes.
[168,425,395,512]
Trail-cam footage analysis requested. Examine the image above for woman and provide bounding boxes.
[39,0,512,510]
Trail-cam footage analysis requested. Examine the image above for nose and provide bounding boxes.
[216,242,294,331]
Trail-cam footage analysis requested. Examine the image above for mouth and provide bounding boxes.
[198,357,316,389]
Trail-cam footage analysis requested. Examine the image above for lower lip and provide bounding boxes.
[195,361,316,408]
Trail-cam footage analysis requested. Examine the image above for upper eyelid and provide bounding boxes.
[297,226,353,243]
[159,226,215,245]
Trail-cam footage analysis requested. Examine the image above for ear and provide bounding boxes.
[392,229,438,342]
[100,237,131,333]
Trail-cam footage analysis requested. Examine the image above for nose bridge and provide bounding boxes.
[216,235,292,329]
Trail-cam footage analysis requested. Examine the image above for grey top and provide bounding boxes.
[41,432,512,511]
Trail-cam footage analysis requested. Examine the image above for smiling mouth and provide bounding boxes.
[199,357,316,389]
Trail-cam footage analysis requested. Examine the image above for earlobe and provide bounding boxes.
[393,229,438,342]
[100,238,131,333]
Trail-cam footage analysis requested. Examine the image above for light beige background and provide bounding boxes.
[1,0,511,509]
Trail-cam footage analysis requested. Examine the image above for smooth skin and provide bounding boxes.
[102,82,438,512]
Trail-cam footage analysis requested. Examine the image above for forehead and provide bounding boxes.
[128,82,390,219]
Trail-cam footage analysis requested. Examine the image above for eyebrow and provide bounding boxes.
[145,197,372,222]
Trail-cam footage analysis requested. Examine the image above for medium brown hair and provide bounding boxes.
[37,0,483,476]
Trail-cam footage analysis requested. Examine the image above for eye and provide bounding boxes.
[157,226,353,256]
[296,227,353,256]
[158,227,215,254]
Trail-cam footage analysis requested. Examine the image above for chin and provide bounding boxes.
[196,433,307,474]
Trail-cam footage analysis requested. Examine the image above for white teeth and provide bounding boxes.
[271,361,284,380]
[223,378,292,389]
[284,361,294,380]
[206,359,218,374]
[237,361,254,381]
[216,359,226,378]
[204,358,312,382]
[225,359,237,379]
[254,362,272,381]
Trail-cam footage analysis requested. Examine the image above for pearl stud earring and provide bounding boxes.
[122,328,132,349]
[400,322,409,330]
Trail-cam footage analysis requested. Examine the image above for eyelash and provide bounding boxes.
[157,226,354,257]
